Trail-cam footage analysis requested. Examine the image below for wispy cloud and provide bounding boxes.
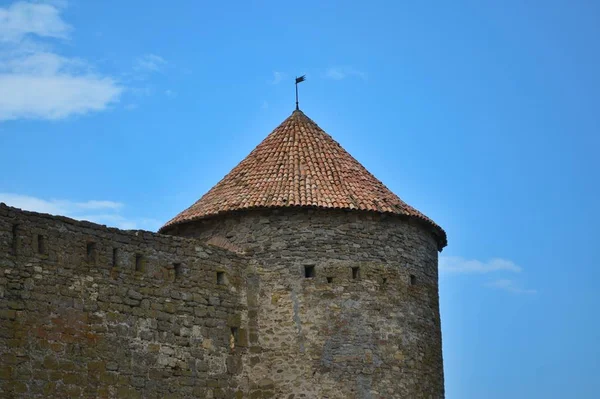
[0,193,161,231]
[485,279,537,295]
[0,1,123,121]
[441,256,537,295]
[440,256,522,274]
[135,54,167,73]
[325,66,366,80]
[269,71,285,85]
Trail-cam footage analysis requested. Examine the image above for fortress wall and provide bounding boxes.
[0,202,444,399]
[169,208,445,399]
[0,204,249,399]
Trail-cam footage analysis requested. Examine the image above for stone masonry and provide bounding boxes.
[0,203,444,398]
[167,208,444,398]
[0,204,249,398]
[0,108,446,398]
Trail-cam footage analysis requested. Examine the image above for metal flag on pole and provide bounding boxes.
[295,75,306,110]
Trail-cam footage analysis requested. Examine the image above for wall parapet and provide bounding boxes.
[0,203,249,398]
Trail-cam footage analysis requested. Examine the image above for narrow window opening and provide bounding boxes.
[11,224,19,255]
[86,242,96,263]
[230,327,239,350]
[217,271,226,285]
[304,265,315,278]
[37,235,46,254]
[112,248,118,268]
[410,274,416,286]
[174,263,182,280]
[352,267,360,280]
[327,277,333,284]
[135,254,144,272]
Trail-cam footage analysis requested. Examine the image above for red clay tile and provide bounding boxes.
[160,110,446,248]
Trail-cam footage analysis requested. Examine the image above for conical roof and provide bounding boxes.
[160,110,446,248]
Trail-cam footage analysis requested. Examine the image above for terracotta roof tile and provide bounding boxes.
[160,110,446,248]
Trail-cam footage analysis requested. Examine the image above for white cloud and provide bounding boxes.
[440,256,522,274]
[325,66,366,80]
[0,1,123,121]
[0,72,122,121]
[0,1,70,42]
[269,71,285,85]
[485,279,537,295]
[135,54,167,73]
[0,193,161,231]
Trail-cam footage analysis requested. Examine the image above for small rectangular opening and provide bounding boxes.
[174,263,182,280]
[112,248,118,268]
[135,254,144,272]
[304,265,315,278]
[37,235,46,254]
[86,242,96,263]
[230,327,239,350]
[217,271,226,285]
[352,267,360,280]
[327,277,333,284]
[410,274,416,286]
[382,277,387,285]
[11,224,19,255]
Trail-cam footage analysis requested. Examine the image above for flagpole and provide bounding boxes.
[295,78,299,110]
[295,75,305,111]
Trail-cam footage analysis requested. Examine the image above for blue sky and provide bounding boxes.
[1,1,599,397]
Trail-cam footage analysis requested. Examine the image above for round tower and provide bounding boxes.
[160,110,447,398]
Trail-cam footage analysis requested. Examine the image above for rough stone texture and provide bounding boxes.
[0,204,249,398]
[0,203,444,398]
[167,208,445,398]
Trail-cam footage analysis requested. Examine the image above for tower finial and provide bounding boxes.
[295,75,306,110]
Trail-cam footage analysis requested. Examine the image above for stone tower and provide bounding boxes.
[160,110,447,398]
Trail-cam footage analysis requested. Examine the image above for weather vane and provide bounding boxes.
[295,75,306,110]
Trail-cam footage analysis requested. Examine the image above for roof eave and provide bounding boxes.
[158,205,447,251]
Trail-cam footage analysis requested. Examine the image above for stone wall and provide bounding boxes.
[167,208,445,399]
[0,203,444,399]
[0,203,249,398]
